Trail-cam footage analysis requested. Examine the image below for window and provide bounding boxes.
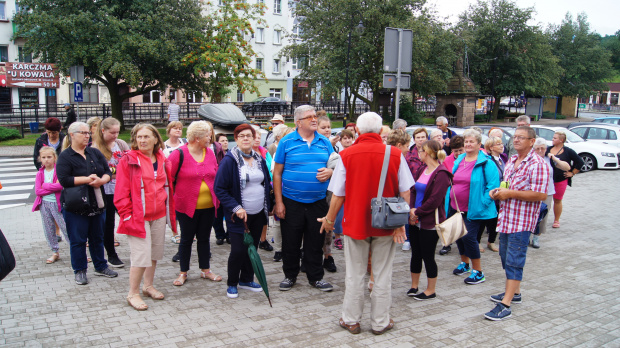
[586,128,608,140]
[169,89,176,101]
[535,128,555,141]
[186,91,202,103]
[18,47,32,63]
[292,57,307,70]
[273,0,281,14]
[0,45,7,62]
[237,90,244,102]
[0,1,5,21]
[273,30,281,45]
[218,0,224,5]
[143,90,161,103]
[572,127,586,138]
[269,89,282,99]
[256,28,264,43]
[256,58,263,71]
[273,59,280,73]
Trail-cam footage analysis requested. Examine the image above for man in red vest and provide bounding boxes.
[319,112,415,335]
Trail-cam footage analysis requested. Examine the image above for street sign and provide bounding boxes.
[70,66,84,83]
[74,82,83,102]
[5,62,59,88]
[384,28,412,73]
[383,74,410,89]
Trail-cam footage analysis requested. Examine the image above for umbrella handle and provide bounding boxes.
[230,213,251,233]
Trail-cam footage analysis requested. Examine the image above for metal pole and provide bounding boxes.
[394,29,403,120]
[76,102,79,121]
[344,28,353,127]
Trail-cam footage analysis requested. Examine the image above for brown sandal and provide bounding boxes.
[173,273,188,286]
[142,286,165,300]
[201,270,222,282]
[46,253,60,264]
[126,294,148,311]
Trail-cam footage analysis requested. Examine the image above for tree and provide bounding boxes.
[601,30,620,78]
[549,13,613,106]
[183,0,267,102]
[14,0,208,129]
[283,0,424,117]
[457,0,562,120]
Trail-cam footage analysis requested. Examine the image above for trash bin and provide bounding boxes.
[29,122,39,133]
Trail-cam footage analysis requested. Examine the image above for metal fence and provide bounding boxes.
[0,101,435,132]
[590,104,620,113]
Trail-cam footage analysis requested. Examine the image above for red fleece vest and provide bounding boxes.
[340,133,402,240]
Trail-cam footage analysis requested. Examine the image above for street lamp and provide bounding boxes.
[343,19,364,127]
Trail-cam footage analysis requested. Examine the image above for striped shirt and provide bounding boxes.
[274,130,334,203]
[168,103,180,122]
[497,149,549,234]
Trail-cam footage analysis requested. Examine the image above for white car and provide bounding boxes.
[568,124,620,148]
[531,126,620,172]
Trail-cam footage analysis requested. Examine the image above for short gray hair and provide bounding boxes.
[436,116,448,125]
[357,112,382,134]
[272,124,289,140]
[462,129,482,144]
[516,115,531,125]
[534,137,547,147]
[392,119,407,130]
[430,129,443,139]
[294,105,315,122]
[68,121,88,135]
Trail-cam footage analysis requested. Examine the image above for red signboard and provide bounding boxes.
[298,81,308,88]
[5,62,60,88]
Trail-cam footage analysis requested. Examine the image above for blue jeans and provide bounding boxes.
[499,231,530,281]
[451,209,482,260]
[63,209,107,273]
[333,205,344,236]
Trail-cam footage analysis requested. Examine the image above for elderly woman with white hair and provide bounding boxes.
[533,137,570,248]
[430,129,450,159]
[168,121,222,286]
[448,129,499,285]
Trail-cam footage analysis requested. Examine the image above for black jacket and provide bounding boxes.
[64,108,77,129]
[33,132,66,170]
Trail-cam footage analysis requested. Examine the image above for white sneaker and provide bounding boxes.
[402,241,411,251]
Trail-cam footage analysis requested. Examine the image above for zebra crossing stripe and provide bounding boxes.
[0,203,26,210]
[1,178,36,184]
[0,158,33,163]
[0,185,34,192]
[0,166,36,172]
[0,193,30,201]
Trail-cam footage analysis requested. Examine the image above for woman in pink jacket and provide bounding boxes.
[33,146,69,264]
[168,121,221,286]
[114,123,177,311]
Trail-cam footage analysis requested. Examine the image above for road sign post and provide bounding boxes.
[74,82,83,120]
[384,28,413,120]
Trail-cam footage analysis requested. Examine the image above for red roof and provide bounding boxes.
[607,83,620,92]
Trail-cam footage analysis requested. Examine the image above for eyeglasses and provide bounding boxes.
[74,131,91,136]
[513,136,533,141]
[299,115,318,121]
[237,134,254,139]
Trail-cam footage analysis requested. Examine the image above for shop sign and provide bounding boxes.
[5,62,60,88]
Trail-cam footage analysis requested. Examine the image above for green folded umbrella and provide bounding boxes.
[236,217,272,307]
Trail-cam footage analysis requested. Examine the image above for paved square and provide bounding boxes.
[1,169,619,347]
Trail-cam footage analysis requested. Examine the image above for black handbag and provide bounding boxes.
[0,228,16,281]
[370,145,410,229]
[62,152,105,216]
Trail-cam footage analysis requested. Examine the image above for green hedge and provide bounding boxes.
[0,127,21,141]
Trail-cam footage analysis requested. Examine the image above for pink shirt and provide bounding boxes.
[443,153,458,172]
[451,159,475,211]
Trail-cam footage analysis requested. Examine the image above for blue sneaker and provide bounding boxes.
[464,270,486,285]
[490,292,522,304]
[227,286,238,298]
[484,303,512,321]
[239,281,263,292]
[453,262,471,275]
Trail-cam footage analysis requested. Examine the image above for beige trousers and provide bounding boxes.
[342,234,396,331]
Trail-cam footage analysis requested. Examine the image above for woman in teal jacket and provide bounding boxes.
[446,129,499,285]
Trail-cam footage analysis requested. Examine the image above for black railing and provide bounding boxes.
[0,101,436,132]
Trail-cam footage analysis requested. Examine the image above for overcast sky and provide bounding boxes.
[427,0,619,36]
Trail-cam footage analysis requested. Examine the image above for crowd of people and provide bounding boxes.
[31,106,582,330]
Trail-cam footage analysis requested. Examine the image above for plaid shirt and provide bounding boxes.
[497,148,549,234]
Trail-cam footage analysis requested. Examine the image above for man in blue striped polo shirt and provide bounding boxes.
[273,105,335,292]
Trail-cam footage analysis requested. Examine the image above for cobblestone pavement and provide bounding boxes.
[1,169,619,347]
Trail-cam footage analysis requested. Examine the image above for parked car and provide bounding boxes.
[499,97,524,108]
[242,97,288,112]
[531,125,620,172]
[568,124,620,148]
[593,116,620,126]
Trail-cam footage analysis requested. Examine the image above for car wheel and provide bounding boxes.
[579,153,596,172]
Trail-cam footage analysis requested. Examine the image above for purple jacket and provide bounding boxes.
[411,163,453,230]
[32,165,63,212]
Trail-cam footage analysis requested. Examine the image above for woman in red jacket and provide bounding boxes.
[114,123,177,311]
[408,140,452,300]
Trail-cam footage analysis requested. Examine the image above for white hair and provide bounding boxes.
[357,112,382,134]
[516,115,531,124]
[488,129,503,138]
[436,116,448,125]
[462,129,482,144]
[534,137,547,147]
[430,129,443,139]
[68,121,88,134]
[272,124,288,139]
[392,119,407,130]
[294,105,315,121]
[186,120,213,142]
